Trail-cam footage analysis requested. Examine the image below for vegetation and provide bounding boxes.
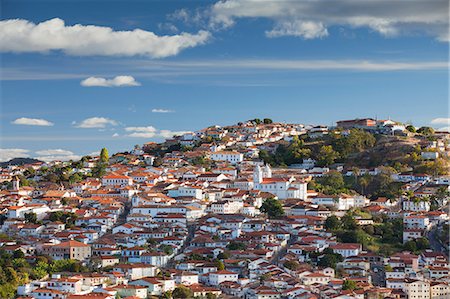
[172,285,194,298]
[403,237,430,254]
[227,241,247,251]
[309,248,344,269]
[325,212,403,255]
[283,260,301,271]
[260,198,285,218]
[100,147,109,163]
[342,279,358,291]
[0,250,87,299]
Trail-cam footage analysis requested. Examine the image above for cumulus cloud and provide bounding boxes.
[266,21,328,39]
[34,149,81,162]
[11,117,54,126]
[35,149,74,156]
[0,18,211,57]
[125,126,188,138]
[0,148,30,162]
[125,126,158,138]
[430,118,450,125]
[74,117,118,128]
[205,0,449,41]
[152,108,174,113]
[81,76,140,87]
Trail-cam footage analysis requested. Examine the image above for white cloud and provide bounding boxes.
[159,130,189,138]
[431,118,450,125]
[112,133,120,137]
[11,117,54,126]
[0,148,30,162]
[125,126,188,138]
[136,59,448,72]
[206,0,449,41]
[0,18,211,57]
[125,126,157,138]
[35,149,74,156]
[266,21,328,39]
[34,149,81,162]
[35,154,81,162]
[152,108,174,113]
[81,75,140,87]
[74,117,118,128]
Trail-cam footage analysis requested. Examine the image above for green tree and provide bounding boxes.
[12,250,24,259]
[317,145,339,167]
[100,148,109,163]
[283,260,300,270]
[406,125,416,133]
[217,252,230,260]
[92,163,106,178]
[215,260,225,271]
[316,171,347,195]
[417,126,435,135]
[172,285,193,299]
[343,280,358,290]
[24,212,37,224]
[263,118,273,124]
[260,198,285,218]
[206,293,217,299]
[227,241,247,251]
[325,215,341,231]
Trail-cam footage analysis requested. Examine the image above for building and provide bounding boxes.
[253,165,307,199]
[210,151,244,165]
[41,240,91,261]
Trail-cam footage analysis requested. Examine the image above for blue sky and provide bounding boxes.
[0,0,449,161]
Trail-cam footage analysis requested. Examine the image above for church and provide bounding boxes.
[253,164,307,200]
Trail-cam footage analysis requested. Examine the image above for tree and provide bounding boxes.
[215,260,225,271]
[316,171,347,195]
[343,280,358,290]
[172,285,193,298]
[317,252,343,269]
[260,198,285,218]
[217,252,230,260]
[403,240,417,252]
[317,145,339,167]
[341,213,357,230]
[406,125,416,133]
[263,118,273,124]
[283,260,300,270]
[227,241,247,251]
[12,250,24,259]
[417,126,435,135]
[24,212,37,224]
[100,148,109,163]
[92,163,106,178]
[325,215,341,231]
[206,293,217,299]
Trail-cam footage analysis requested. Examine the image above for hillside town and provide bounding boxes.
[0,118,449,299]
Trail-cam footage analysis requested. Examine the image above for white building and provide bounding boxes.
[208,270,238,286]
[210,151,243,165]
[253,165,307,199]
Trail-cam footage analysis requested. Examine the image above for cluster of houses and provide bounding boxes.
[1,119,449,299]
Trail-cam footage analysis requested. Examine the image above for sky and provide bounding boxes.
[0,0,449,162]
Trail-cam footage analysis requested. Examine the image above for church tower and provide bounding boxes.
[12,176,20,191]
[264,164,272,178]
[253,165,263,184]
